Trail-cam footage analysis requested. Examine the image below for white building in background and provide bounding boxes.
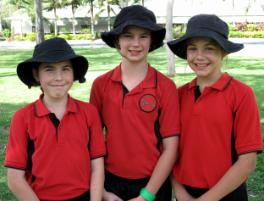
[6,10,32,34]
[6,0,264,35]
[145,0,264,24]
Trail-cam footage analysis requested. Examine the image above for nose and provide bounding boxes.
[196,49,205,59]
[131,37,140,46]
[54,70,63,80]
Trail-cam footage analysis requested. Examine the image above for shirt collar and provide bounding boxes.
[110,64,157,89]
[34,94,77,117]
[110,64,122,82]
[188,72,233,91]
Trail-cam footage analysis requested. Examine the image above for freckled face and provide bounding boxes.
[118,26,151,63]
[186,37,225,82]
[33,60,74,101]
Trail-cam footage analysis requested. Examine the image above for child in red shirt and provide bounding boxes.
[5,37,106,201]
[168,14,263,201]
[90,5,180,201]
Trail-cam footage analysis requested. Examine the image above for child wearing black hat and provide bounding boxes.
[4,37,106,201]
[167,14,263,201]
[90,5,180,201]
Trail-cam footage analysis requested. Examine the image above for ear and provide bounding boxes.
[221,50,228,59]
[114,36,120,49]
[114,41,120,49]
[32,68,39,82]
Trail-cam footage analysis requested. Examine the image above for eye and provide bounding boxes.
[205,46,216,51]
[122,33,132,38]
[187,46,196,51]
[141,34,150,39]
[63,66,72,71]
[44,67,53,72]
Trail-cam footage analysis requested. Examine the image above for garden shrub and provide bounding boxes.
[2,28,11,38]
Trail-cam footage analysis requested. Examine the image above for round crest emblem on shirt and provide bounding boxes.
[139,94,157,113]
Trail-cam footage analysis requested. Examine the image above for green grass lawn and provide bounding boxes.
[0,46,263,201]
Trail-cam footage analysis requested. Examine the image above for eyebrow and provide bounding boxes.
[41,63,72,69]
[187,42,216,46]
[122,30,151,35]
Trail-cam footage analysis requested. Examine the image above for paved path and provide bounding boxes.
[1,38,264,57]
[0,39,105,49]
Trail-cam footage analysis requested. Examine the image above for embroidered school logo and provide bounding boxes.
[139,94,157,112]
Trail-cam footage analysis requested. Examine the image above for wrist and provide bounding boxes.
[140,187,156,201]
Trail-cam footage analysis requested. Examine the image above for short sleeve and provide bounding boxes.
[234,87,263,154]
[87,105,106,159]
[90,78,103,114]
[5,109,29,169]
[159,79,181,138]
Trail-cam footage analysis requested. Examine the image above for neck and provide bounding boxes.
[197,72,223,92]
[121,58,148,74]
[120,60,148,91]
[43,95,68,120]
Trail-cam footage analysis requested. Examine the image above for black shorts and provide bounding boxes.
[105,171,172,201]
[41,191,90,201]
[183,182,248,201]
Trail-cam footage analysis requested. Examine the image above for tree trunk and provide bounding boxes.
[107,1,111,31]
[0,0,2,33]
[90,1,95,36]
[35,0,44,44]
[0,18,2,33]
[54,7,58,36]
[166,0,175,76]
[72,5,76,35]
[119,0,128,8]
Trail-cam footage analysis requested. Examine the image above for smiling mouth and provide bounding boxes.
[129,49,141,53]
[130,51,143,57]
[195,63,209,68]
[52,85,65,87]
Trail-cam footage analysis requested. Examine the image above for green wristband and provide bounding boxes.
[140,187,156,201]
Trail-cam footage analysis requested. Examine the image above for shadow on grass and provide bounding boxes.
[248,152,264,201]
[0,102,27,128]
[226,57,264,70]
[0,72,16,78]
[0,135,16,201]
[0,50,32,69]
[0,102,31,201]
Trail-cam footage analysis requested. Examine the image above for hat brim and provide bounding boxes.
[17,54,88,88]
[101,19,165,52]
[167,30,244,59]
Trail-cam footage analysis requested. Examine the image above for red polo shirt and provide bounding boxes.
[5,95,106,200]
[173,73,263,188]
[90,64,180,179]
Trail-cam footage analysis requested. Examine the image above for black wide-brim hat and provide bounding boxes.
[167,14,244,59]
[101,5,165,52]
[17,37,88,88]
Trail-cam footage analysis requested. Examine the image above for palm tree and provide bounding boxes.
[64,0,82,35]
[82,0,96,35]
[35,0,44,44]
[6,0,34,36]
[7,0,34,20]
[106,0,111,31]
[0,0,3,33]
[118,0,141,8]
[43,0,64,36]
[102,0,143,31]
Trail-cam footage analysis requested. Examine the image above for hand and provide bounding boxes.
[176,194,195,201]
[103,190,123,201]
[187,198,197,201]
[128,195,145,201]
